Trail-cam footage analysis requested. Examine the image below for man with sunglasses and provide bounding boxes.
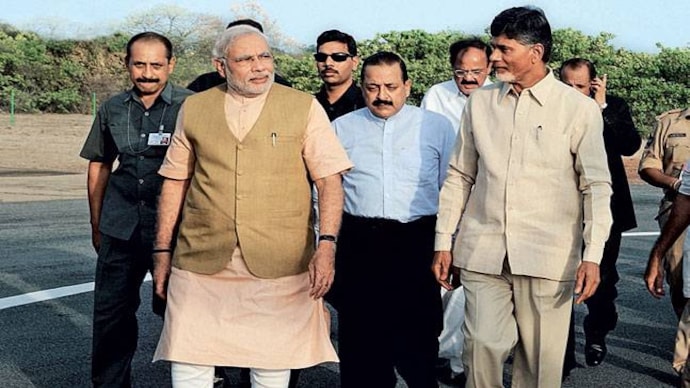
[314,30,365,122]
[421,38,492,132]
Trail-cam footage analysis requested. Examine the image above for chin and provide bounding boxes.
[494,72,516,83]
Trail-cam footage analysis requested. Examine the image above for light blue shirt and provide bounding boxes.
[333,104,456,223]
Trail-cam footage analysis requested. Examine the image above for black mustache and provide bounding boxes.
[136,77,160,83]
[460,80,479,85]
[373,99,393,106]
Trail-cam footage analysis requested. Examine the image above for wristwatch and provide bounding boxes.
[318,234,338,243]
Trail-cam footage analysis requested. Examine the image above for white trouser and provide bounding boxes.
[171,362,290,388]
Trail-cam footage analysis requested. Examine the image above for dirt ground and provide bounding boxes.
[0,113,644,202]
[0,113,92,174]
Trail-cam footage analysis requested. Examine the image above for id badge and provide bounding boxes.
[147,132,171,146]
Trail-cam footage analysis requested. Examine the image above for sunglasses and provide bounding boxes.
[313,52,353,62]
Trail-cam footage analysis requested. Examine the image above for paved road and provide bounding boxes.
[0,183,682,387]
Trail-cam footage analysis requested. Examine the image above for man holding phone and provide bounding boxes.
[560,58,641,370]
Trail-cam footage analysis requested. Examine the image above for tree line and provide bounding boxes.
[1,22,688,134]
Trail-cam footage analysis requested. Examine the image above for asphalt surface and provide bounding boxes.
[0,182,683,387]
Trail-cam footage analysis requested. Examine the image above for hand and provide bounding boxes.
[152,251,172,301]
[432,251,457,290]
[308,242,336,299]
[90,226,101,253]
[591,74,607,107]
[644,254,666,298]
[574,261,600,304]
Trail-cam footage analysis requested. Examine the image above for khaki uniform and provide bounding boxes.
[639,108,690,317]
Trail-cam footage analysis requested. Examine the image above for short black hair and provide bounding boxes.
[125,32,173,64]
[360,51,408,83]
[490,6,552,62]
[316,29,357,56]
[560,57,597,80]
[449,38,492,66]
[226,18,264,32]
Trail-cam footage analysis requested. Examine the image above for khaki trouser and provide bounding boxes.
[461,260,574,388]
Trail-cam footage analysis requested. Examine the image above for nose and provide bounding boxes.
[377,87,389,101]
[251,56,267,72]
[489,50,500,63]
[142,64,154,78]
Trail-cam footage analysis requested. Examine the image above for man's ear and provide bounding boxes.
[213,58,226,79]
[530,43,545,64]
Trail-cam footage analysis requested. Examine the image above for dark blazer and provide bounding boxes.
[602,94,641,233]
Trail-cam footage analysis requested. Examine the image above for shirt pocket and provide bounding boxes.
[523,126,571,169]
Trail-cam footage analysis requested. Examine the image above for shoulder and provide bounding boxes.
[270,83,313,102]
[425,80,456,96]
[656,108,690,123]
[170,84,194,101]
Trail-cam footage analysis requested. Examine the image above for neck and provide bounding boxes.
[512,65,548,94]
[324,80,353,104]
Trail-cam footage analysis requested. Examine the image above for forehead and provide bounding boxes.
[490,34,524,48]
[129,40,168,60]
[561,66,591,83]
[227,33,269,56]
[455,47,489,67]
[318,41,349,53]
[363,63,403,83]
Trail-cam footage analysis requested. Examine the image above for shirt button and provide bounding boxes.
[140,200,145,206]
[237,170,243,176]
[139,156,145,160]
[144,111,150,117]
[138,179,144,184]
[238,145,244,151]
[140,133,146,138]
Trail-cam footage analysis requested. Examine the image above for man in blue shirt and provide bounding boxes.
[331,51,455,388]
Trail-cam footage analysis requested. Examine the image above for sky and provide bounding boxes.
[3,0,689,53]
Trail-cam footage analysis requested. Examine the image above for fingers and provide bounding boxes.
[309,271,334,299]
[575,275,599,304]
[432,259,453,290]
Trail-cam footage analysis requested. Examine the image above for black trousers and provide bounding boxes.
[92,230,154,388]
[565,231,622,364]
[334,214,442,388]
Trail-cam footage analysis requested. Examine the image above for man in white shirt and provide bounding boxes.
[420,38,492,132]
[420,37,492,386]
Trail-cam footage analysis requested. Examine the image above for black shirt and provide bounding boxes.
[80,83,193,240]
[314,81,366,122]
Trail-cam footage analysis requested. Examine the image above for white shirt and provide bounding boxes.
[420,79,492,133]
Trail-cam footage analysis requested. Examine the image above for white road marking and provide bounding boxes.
[0,274,151,310]
[0,232,662,310]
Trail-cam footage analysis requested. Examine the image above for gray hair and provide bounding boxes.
[212,25,269,59]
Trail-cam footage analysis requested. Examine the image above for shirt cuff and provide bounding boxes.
[434,233,453,251]
[582,244,605,265]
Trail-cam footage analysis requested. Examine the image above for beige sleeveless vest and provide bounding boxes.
[173,84,315,278]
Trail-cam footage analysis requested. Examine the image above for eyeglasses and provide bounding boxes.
[221,52,273,67]
[313,52,353,62]
[453,69,485,78]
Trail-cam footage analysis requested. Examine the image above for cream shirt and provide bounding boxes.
[435,71,612,281]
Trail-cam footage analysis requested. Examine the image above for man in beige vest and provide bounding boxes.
[150,25,352,388]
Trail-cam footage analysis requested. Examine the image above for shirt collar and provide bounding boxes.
[497,68,555,106]
[124,82,173,106]
[681,108,690,119]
